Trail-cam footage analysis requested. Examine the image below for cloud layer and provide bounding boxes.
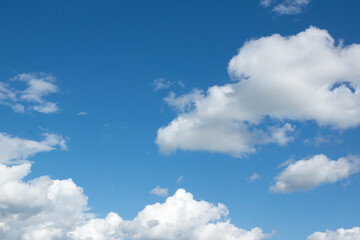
[0,73,59,113]
[157,27,360,156]
[271,154,360,193]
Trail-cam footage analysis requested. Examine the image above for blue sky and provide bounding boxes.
[1,1,360,240]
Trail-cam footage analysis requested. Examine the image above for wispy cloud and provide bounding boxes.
[150,186,168,197]
[152,78,173,90]
[261,0,311,15]
[177,176,183,183]
[77,112,88,116]
[0,73,60,114]
[0,132,67,164]
[152,78,185,91]
[248,173,261,182]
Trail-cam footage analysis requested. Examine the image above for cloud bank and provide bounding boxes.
[156,27,360,156]
[271,154,360,193]
[0,132,269,240]
[0,73,59,113]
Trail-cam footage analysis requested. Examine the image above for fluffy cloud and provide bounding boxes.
[261,0,311,15]
[0,73,59,113]
[0,132,269,240]
[0,165,270,240]
[70,189,269,240]
[271,154,360,193]
[156,27,360,156]
[0,163,89,240]
[0,132,66,164]
[307,227,360,240]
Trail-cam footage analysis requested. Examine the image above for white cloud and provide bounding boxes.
[248,173,261,182]
[177,176,183,183]
[0,132,67,164]
[303,133,341,146]
[271,154,360,193]
[70,189,270,240]
[307,227,360,240]
[177,81,186,88]
[273,0,310,15]
[77,112,88,116]
[0,166,270,240]
[0,73,59,114]
[0,132,269,240]
[153,78,173,90]
[261,0,311,15]
[156,27,360,156]
[150,186,168,197]
[0,163,89,240]
[260,0,274,7]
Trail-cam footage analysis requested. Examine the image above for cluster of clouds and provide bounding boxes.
[0,73,59,114]
[2,26,360,239]
[157,26,360,157]
[156,26,360,195]
[0,132,270,240]
[260,0,311,15]
[0,131,358,239]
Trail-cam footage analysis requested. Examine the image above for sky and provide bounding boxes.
[0,0,360,239]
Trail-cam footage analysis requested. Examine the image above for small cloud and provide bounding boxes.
[342,180,351,188]
[278,158,294,168]
[176,176,183,183]
[248,173,261,182]
[177,81,185,88]
[77,112,88,116]
[260,0,311,15]
[152,78,173,91]
[260,0,274,7]
[303,133,342,146]
[271,154,360,193]
[150,186,168,197]
[11,103,25,113]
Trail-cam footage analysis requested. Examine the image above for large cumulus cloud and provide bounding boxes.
[156,27,360,156]
[70,189,269,240]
